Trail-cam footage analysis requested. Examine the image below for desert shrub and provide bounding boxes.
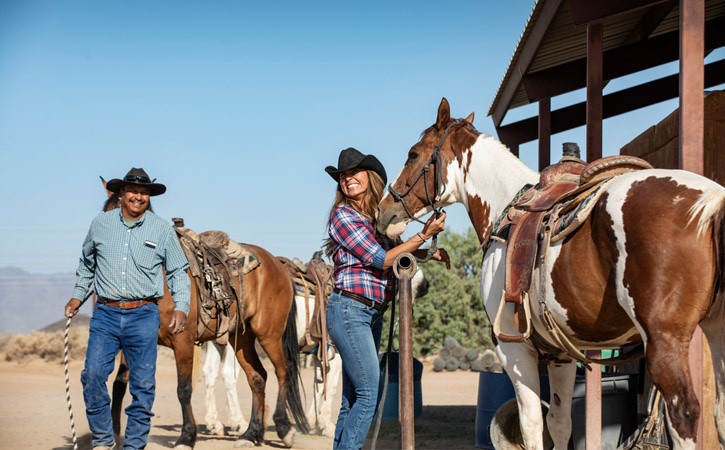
[4,327,88,362]
[0,332,14,351]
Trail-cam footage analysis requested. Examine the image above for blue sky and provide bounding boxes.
[1,1,723,274]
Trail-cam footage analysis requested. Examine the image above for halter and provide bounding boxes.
[387,121,457,262]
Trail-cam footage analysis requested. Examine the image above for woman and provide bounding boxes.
[324,147,449,449]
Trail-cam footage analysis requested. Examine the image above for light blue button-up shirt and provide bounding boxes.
[72,208,191,315]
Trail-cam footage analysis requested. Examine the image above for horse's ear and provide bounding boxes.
[100,176,112,197]
[436,98,450,130]
[464,112,474,124]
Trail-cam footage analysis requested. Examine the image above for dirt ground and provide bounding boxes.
[0,347,484,450]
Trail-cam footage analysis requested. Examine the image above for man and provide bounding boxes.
[65,167,190,450]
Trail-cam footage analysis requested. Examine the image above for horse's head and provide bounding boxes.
[377,97,478,238]
[100,176,121,212]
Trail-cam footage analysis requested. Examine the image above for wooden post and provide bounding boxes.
[585,20,604,450]
[394,253,417,450]
[587,22,603,162]
[539,97,551,170]
[680,0,705,448]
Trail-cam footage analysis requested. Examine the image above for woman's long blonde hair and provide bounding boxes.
[323,170,386,258]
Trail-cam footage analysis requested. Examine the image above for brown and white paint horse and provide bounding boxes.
[376,98,725,450]
[99,180,308,449]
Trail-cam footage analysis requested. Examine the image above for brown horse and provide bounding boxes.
[376,98,725,450]
[100,182,308,449]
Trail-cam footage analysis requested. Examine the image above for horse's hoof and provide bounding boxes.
[281,428,296,448]
[233,439,256,448]
[211,423,227,436]
[173,445,193,450]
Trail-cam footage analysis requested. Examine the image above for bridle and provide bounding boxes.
[387,121,458,262]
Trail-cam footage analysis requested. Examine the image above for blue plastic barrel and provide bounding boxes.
[378,352,423,419]
[474,371,550,449]
[475,371,637,449]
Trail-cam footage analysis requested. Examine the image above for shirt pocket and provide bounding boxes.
[134,245,159,270]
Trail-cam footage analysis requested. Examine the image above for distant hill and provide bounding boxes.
[40,314,91,333]
[0,267,79,334]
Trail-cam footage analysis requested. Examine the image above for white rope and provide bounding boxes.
[64,317,79,450]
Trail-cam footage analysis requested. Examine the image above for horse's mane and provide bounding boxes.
[419,118,479,139]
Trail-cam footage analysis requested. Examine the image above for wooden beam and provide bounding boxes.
[587,22,603,163]
[568,0,667,25]
[490,0,563,128]
[620,0,677,45]
[522,16,725,103]
[538,98,551,170]
[495,59,725,146]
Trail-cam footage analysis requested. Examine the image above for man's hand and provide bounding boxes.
[169,310,188,335]
[65,298,82,318]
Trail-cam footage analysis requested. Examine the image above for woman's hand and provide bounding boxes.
[431,248,451,269]
[420,211,446,240]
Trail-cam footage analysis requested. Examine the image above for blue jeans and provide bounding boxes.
[326,291,384,450]
[81,302,160,450]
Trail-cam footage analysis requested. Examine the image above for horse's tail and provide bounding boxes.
[690,189,725,310]
[283,297,311,434]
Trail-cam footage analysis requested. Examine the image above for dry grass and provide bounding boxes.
[4,327,89,362]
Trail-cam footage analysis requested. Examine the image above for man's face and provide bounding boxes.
[119,185,151,219]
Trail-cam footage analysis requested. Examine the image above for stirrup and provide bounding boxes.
[492,290,532,343]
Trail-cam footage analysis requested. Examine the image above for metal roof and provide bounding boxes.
[488,0,725,127]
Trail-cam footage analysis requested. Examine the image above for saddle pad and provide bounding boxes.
[199,230,260,275]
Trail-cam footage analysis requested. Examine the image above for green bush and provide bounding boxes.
[380,227,494,358]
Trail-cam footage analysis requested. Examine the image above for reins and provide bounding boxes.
[388,121,460,262]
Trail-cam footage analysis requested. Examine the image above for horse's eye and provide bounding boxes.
[408,153,419,161]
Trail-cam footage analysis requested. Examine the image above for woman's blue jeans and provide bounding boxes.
[81,302,160,450]
[326,291,384,450]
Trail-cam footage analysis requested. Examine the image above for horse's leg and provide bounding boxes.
[111,351,129,442]
[482,243,547,449]
[219,341,248,432]
[700,308,725,447]
[645,335,700,450]
[315,348,342,437]
[233,332,268,447]
[545,359,577,449]
[202,341,225,436]
[171,337,197,450]
[496,341,547,450]
[256,332,295,447]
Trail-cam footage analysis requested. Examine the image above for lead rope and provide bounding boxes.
[370,294,396,450]
[64,317,79,450]
[64,290,93,450]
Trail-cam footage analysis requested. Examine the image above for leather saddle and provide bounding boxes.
[174,225,260,343]
[493,155,653,343]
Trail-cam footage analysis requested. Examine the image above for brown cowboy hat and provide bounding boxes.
[106,167,167,196]
[325,147,387,185]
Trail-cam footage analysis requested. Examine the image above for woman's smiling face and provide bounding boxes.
[339,168,369,201]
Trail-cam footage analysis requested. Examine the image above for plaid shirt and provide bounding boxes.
[328,205,400,304]
[72,209,191,314]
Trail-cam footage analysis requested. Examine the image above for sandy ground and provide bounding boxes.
[0,348,484,450]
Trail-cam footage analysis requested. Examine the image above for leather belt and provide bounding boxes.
[97,297,158,310]
[333,288,389,313]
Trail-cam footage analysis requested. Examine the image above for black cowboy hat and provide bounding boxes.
[325,147,387,185]
[106,167,167,196]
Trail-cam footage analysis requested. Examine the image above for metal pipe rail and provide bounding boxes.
[393,252,417,450]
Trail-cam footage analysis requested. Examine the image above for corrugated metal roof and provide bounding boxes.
[488,0,725,123]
